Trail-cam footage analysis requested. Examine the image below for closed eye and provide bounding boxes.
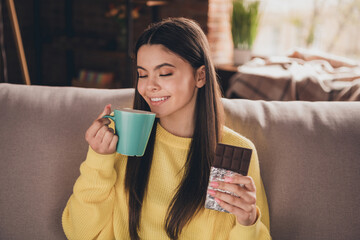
[137,72,148,79]
[160,73,172,77]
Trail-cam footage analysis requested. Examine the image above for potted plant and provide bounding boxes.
[231,0,260,65]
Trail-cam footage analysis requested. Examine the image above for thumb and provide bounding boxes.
[97,104,112,119]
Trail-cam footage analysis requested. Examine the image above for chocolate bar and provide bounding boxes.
[205,143,252,213]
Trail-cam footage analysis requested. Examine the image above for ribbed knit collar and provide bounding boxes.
[156,122,192,149]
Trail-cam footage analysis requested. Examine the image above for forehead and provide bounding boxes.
[137,44,187,67]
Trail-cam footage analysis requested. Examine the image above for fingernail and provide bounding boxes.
[210,182,219,188]
[224,177,232,183]
[208,190,215,196]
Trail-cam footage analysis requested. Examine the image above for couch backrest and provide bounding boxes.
[0,84,134,239]
[223,98,360,240]
[1,83,360,240]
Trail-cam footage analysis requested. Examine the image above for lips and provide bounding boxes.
[149,96,170,105]
[151,96,169,102]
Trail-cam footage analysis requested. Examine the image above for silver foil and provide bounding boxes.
[205,166,238,213]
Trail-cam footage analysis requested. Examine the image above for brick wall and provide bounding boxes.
[207,0,233,65]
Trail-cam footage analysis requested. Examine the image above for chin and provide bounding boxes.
[150,110,166,119]
[153,112,163,119]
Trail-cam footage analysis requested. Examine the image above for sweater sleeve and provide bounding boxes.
[62,146,118,240]
[228,147,271,239]
[229,207,271,240]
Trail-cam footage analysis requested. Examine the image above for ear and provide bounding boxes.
[195,65,206,88]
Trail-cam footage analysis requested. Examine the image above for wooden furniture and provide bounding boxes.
[5,0,30,85]
[32,0,167,88]
[215,63,239,94]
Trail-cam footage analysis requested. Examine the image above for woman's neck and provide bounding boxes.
[159,116,195,138]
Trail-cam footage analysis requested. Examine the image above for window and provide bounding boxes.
[253,0,360,61]
[208,0,360,64]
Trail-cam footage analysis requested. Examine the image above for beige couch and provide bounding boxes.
[1,83,360,240]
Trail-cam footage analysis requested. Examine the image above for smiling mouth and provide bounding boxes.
[150,96,170,104]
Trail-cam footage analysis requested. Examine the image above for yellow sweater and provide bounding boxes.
[62,123,271,239]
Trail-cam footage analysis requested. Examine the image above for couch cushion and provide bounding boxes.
[0,84,134,239]
[223,98,360,240]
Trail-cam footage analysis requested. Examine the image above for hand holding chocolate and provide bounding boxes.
[205,143,252,213]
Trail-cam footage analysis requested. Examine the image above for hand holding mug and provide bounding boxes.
[85,104,119,155]
[102,108,155,156]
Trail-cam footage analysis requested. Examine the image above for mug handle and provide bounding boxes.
[102,115,115,121]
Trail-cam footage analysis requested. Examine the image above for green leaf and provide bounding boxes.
[231,0,260,49]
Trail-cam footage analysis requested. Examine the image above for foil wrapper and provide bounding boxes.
[205,166,238,213]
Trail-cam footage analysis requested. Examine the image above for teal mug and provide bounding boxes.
[103,109,156,156]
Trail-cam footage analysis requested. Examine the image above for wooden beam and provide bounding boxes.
[6,0,31,85]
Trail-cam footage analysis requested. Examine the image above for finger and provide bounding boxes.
[215,197,250,215]
[210,181,245,197]
[215,198,255,225]
[99,117,111,126]
[97,104,112,120]
[86,118,111,139]
[109,135,119,151]
[102,129,115,145]
[210,181,256,204]
[95,125,109,142]
[107,127,115,134]
[209,190,254,212]
[225,174,256,192]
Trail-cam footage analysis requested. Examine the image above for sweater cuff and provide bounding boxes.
[230,207,266,239]
[85,146,117,171]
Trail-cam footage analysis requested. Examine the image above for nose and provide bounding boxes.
[146,74,160,92]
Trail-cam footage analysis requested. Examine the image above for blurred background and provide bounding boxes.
[1,0,359,91]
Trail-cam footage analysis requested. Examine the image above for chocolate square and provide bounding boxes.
[213,143,252,176]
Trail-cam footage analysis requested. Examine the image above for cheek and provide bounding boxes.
[137,80,146,97]
[180,77,197,94]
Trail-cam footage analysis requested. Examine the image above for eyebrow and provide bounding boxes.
[137,63,176,71]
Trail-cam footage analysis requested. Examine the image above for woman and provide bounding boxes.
[62,17,271,240]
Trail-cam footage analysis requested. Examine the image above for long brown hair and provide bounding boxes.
[125,18,224,240]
